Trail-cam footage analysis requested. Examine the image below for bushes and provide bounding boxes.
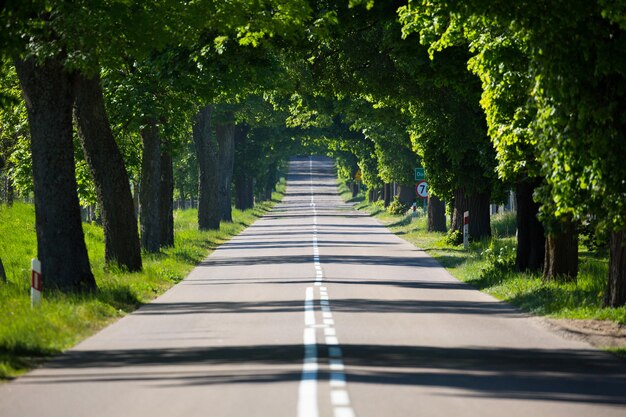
[387,196,409,215]
[445,229,463,245]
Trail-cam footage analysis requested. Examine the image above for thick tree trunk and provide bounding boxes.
[428,194,447,232]
[159,149,174,247]
[383,183,391,207]
[263,162,277,201]
[235,175,254,210]
[515,178,545,272]
[451,188,491,241]
[73,72,142,271]
[543,218,578,281]
[605,230,626,307]
[216,120,236,222]
[0,257,6,283]
[14,57,95,292]
[139,119,161,252]
[397,184,415,206]
[192,106,221,230]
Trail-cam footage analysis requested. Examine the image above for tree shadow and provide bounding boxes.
[17,343,626,406]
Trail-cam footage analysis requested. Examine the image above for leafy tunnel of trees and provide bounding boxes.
[0,0,625,307]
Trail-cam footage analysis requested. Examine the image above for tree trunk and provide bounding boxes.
[4,173,14,206]
[451,188,491,241]
[428,194,447,232]
[139,119,161,253]
[159,148,174,247]
[132,180,140,220]
[351,182,359,198]
[73,72,142,271]
[605,230,626,307]
[264,162,277,201]
[0,257,6,283]
[14,57,95,292]
[192,105,221,230]
[397,184,415,206]
[383,183,391,207]
[216,119,236,222]
[515,178,545,272]
[235,174,254,210]
[543,218,578,282]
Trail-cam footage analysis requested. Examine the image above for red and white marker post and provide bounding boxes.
[463,211,469,249]
[31,258,42,307]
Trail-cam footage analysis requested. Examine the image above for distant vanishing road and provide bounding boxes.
[1,156,625,417]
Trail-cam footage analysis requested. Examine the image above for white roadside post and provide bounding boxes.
[31,258,42,307]
[463,211,469,249]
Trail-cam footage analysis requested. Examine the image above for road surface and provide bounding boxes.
[1,156,625,417]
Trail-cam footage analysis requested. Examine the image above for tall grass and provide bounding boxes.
[0,183,285,379]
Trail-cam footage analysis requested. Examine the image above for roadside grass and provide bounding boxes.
[0,182,285,380]
[337,183,626,325]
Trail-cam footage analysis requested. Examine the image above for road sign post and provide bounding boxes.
[416,180,429,213]
[416,180,428,199]
[463,211,469,249]
[31,258,42,307]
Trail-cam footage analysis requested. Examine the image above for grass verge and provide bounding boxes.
[0,183,285,380]
[338,183,626,325]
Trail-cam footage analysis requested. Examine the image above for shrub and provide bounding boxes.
[445,229,463,245]
[479,241,516,282]
[387,196,409,215]
[373,200,385,209]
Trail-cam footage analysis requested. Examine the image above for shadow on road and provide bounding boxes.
[19,343,626,406]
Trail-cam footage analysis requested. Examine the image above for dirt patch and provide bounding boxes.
[543,318,626,352]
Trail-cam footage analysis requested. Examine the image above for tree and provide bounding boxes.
[1,1,197,288]
[13,56,96,291]
[73,71,142,270]
[159,145,175,247]
[399,0,626,287]
[301,1,499,239]
[216,112,236,222]
[139,119,162,253]
[192,105,221,230]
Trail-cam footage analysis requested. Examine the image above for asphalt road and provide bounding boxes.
[1,156,625,417]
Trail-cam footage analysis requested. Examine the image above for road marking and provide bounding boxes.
[298,287,318,417]
[326,336,339,345]
[304,287,315,326]
[334,407,356,417]
[329,359,344,370]
[330,372,346,387]
[329,346,342,358]
[331,390,351,406]
[307,157,356,417]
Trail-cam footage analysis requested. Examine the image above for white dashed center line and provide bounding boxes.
[297,157,356,417]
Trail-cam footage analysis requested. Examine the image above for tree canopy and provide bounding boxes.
[2,0,626,305]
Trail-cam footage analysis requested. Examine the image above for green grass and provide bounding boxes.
[340,187,626,325]
[0,182,285,380]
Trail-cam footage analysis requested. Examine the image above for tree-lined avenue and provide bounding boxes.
[0,157,625,417]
